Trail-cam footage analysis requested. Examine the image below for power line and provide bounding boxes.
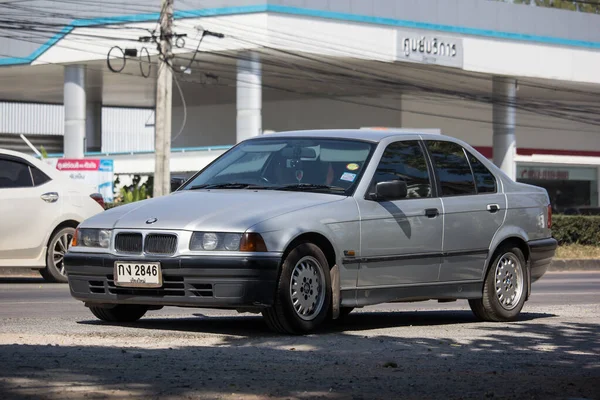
[1,2,600,132]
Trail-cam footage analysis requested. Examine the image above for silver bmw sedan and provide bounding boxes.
[65,129,557,334]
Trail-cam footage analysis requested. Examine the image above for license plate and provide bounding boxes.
[114,262,162,288]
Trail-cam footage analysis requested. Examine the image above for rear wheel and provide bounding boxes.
[40,226,75,283]
[262,243,331,334]
[469,246,527,322]
[89,305,148,323]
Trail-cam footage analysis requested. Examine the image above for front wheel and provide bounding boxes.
[469,246,527,322]
[262,243,332,334]
[40,226,75,283]
[89,305,148,323]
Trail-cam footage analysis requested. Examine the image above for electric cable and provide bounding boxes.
[106,45,126,73]
[139,46,151,78]
[171,71,187,143]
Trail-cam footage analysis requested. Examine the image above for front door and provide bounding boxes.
[356,140,443,287]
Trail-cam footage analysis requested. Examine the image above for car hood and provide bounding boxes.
[82,189,345,231]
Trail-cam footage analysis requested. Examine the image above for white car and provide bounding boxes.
[0,149,105,282]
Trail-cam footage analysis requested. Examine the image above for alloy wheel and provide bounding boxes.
[494,253,524,310]
[289,256,326,321]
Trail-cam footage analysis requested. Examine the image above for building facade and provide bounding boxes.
[1,0,599,211]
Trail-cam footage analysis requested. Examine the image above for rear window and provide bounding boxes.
[31,166,51,186]
[467,152,496,194]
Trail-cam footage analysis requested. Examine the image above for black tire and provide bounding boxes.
[40,226,75,283]
[262,243,332,334]
[469,246,527,322]
[89,305,148,323]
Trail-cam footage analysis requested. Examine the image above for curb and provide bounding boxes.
[548,259,600,271]
[0,268,39,277]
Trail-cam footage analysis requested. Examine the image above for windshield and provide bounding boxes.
[181,138,375,195]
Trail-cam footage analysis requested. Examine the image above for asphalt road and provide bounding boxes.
[0,271,597,319]
[0,271,598,400]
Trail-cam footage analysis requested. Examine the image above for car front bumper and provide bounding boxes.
[64,252,281,310]
[528,238,558,283]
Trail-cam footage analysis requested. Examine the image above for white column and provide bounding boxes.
[492,77,517,181]
[236,52,262,143]
[85,101,102,152]
[64,65,86,158]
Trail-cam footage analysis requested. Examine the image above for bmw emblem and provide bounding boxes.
[146,217,158,224]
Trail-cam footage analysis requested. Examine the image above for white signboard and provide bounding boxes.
[517,165,597,182]
[46,159,114,202]
[396,30,464,68]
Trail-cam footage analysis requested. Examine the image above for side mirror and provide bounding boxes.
[373,180,407,201]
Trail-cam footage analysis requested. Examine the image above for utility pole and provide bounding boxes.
[154,0,174,197]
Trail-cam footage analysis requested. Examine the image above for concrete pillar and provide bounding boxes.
[85,101,102,152]
[492,77,517,181]
[236,52,262,143]
[64,65,86,158]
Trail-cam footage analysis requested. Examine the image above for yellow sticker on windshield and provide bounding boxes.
[346,163,359,171]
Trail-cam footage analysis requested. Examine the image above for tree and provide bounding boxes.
[500,0,600,14]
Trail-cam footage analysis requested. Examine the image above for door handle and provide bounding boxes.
[425,208,439,218]
[486,204,500,213]
[41,192,59,203]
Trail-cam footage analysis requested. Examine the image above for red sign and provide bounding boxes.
[56,159,100,171]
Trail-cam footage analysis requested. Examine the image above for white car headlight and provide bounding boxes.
[76,229,112,248]
[202,232,219,250]
[189,232,263,252]
[223,233,242,251]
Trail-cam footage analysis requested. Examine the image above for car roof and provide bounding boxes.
[0,147,39,160]
[254,129,450,142]
[0,148,62,180]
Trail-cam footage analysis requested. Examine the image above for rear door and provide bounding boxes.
[0,156,60,263]
[356,140,443,287]
[424,141,506,282]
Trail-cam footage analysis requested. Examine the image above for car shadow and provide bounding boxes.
[2,313,596,400]
[77,309,556,337]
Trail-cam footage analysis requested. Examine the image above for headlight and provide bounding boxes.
[223,233,241,251]
[202,233,219,250]
[189,232,267,252]
[77,228,112,248]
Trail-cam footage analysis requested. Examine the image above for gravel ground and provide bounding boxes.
[0,303,598,400]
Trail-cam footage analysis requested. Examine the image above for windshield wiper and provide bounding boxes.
[274,183,346,193]
[188,183,270,190]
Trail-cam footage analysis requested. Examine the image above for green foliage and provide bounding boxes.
[117,175,151,204]
[504,0,600,14]
[40,146,48,159]
[553,215,600,245]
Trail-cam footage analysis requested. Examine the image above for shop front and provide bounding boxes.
[516,164,599,214]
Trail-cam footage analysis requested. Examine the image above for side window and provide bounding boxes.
[467,152,496,194]
[371,141,431,199]
[30,166,52,186]
[426,141,476,196]
[0,159,34,189]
